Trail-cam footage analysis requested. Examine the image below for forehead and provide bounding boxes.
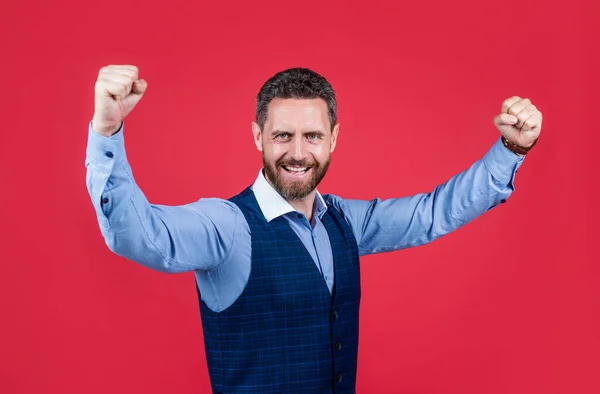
[266,98,330,130]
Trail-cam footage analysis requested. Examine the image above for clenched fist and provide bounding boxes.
[493,96,543,149]
[91,65,147,137]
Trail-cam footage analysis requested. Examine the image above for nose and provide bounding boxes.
[290,135,307,161]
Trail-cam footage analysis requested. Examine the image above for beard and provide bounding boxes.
[262,152,330,200]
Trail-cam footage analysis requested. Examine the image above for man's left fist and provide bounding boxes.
[493,96,543,148]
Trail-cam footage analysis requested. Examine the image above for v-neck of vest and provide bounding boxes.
[268,215,335,297]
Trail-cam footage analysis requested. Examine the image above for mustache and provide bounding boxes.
[276,158,315,168]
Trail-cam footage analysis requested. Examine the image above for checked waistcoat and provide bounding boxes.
[196,186,361,393]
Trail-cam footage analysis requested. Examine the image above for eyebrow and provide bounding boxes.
[272,129,326,136]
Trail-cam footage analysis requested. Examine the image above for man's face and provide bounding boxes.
[252,98,339,200]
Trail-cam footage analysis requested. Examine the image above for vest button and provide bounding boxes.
[336,373,343,382]
[335,341,342,351]
[332,310,338,320]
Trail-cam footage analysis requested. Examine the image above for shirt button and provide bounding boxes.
[105,151,114,158]
[335,341,342,351]
[501,199,507,203]
[336,373,343,383]
[101,197,109,204]
[333,310,339,320]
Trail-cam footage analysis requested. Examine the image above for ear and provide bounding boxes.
[330,123,340,153]
[251,122,263,152]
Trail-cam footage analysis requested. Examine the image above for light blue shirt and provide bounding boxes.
[85,121,524,312]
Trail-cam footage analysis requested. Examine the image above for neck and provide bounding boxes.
[263,170,317,223]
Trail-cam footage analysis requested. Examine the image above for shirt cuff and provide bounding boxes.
[482,137,525,185]
[85,120,127,173]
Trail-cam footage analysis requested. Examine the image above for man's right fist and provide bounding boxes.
[91,65,147,137]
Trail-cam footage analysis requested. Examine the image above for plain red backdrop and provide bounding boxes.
[0,0,598,393]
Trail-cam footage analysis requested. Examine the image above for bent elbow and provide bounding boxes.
[102,232,177,274]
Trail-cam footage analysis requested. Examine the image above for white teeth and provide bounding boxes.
[285,167,307,173]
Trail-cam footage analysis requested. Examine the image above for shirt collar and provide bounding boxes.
[251,168,328,222]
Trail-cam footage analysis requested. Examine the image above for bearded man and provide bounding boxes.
[85,65,542,394]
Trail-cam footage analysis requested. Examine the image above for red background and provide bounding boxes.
[1,0,598,393]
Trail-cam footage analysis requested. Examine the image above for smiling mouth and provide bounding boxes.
[282,166,310,175]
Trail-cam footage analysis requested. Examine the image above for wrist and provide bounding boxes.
[501,136,537,156]
[91,119,122,137]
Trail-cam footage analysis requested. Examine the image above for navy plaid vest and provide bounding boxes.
[197,186,361,393]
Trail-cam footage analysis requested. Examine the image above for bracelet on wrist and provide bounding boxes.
[501,136,537,155]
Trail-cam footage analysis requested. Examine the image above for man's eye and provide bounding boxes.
[307,134,320,141]
[276,133,290,139]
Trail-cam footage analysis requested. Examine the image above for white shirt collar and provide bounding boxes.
[251,168,328,222]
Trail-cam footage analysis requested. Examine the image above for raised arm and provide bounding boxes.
[330,96,542,256]
[85,65,239,273]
